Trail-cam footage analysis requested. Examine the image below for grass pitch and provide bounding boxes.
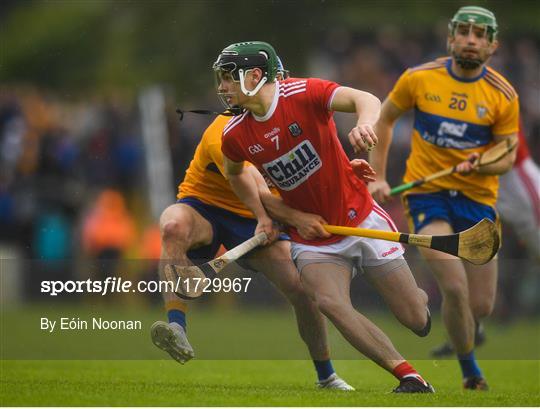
[1,359,539,406]
[1,305,539,406]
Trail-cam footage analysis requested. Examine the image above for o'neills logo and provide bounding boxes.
[262,140,322,191]
[382,246,399,257]
[264,127,280,139]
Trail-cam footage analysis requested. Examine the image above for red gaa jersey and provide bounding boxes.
[221,77,374,245]
[515,121,531,166]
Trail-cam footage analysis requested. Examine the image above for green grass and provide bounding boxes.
[1,305,539,405]
[1,360,539,406]
[2,304,538,360]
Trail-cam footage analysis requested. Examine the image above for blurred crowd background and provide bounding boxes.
[1,1,538,318]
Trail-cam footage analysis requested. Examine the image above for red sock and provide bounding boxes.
[392,361,425,383]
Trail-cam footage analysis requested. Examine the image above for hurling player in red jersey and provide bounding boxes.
[216,41,434,393]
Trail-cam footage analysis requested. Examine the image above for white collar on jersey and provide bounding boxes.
[251,81,280,122]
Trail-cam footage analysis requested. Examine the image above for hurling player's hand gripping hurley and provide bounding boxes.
[324,218,499,265]
[390,136,518,196]
[164,232,267,299]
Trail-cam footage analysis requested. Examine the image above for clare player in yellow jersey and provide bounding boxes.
[370,6,519,391]
[149,62,353,390]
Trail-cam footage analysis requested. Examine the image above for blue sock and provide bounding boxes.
[458,350,482,379]
[313,360,335,381]
[168,309,186,330]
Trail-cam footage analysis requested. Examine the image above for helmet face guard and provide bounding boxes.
[213,68,245,115]
[213,41,279,114]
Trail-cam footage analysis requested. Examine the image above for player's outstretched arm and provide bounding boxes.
[261,195,330,241]
[330,87,381,153]
[247,167,330,240]
[369,98,405,203]
[223,155,277,244]
[261,193,331,241]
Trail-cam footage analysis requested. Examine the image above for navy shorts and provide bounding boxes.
[404,190,497,233]
[177,197,287,261]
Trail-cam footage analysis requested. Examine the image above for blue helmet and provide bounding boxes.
[276,56,290,80]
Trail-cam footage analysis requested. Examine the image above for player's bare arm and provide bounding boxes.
[223,155,278,244]
[247,166,330,240]
[369,99,405,203]
[262,196,331,241]
[262,194,330,241]
[250,164,376,240]
[456,133,518,175]
[330,86,381,153]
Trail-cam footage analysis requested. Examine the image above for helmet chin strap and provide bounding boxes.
[175,106,243,121]
[238,69,268,97]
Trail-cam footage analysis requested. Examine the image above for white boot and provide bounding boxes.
[151,321,194,364]
[317,373,355,391]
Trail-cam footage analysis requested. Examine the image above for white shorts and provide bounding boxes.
[497,157,540,259]
[290,203,406,276]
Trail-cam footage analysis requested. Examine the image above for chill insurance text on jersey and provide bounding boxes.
[221,77,374,245]
[263,140,321,191]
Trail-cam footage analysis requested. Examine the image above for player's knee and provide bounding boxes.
[441,281,468,304]
[392,293,429,333]
[403,304,429,331]
[315,294,347,319]
[278,274,318,307]
[160,218,191,244]
[418,287,429,305]
[277,278,305,304]
[471,300,494,320]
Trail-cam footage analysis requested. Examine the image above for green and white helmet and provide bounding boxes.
[449,6,498,42]
[213,41,279,98]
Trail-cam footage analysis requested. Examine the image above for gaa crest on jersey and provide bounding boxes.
[262,140,322,191]
[288,122,303,137]
[424,92,441,103]
[248,144,264,154]
[476,104,488,119]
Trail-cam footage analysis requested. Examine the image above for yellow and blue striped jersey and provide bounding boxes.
[389,57,519,206]
[178,115,255,218]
